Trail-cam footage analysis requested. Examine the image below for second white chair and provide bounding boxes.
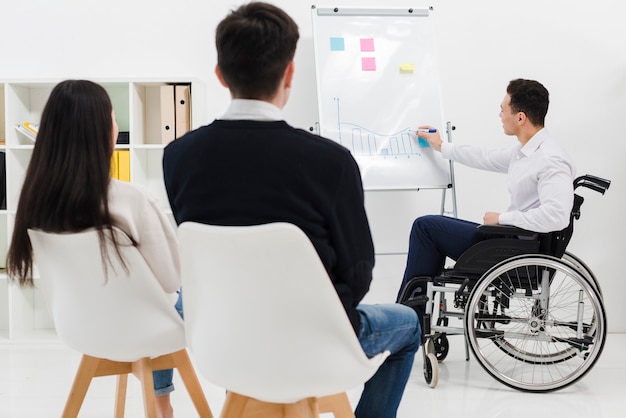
[28,227,213,418]
[178,221,389,418]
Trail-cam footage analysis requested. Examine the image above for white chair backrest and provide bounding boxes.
[28,228,185,362]
[178,222,388,403]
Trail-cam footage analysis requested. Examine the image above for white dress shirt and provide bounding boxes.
[221,99,283,121]
[441,128,576,232]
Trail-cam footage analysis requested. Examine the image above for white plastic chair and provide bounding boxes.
[178,222,389,418]
[27,227,214,418]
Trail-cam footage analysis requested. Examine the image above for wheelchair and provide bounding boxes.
[399,174,611,392]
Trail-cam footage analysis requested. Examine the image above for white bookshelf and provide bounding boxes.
[0,79,206,340]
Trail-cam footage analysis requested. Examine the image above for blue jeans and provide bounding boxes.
[398,215,493,301]
[153,290,185,396]
[354,303,421,418]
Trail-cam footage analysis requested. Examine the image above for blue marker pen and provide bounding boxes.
[416,129,437,133]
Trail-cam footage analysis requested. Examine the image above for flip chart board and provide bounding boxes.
[311,6,451,190]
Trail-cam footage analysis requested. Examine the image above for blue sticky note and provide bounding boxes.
[418,137,430,147]
[330,37,345,51]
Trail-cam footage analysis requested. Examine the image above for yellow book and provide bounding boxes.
[118,150,130,182]
[110,151,119,179]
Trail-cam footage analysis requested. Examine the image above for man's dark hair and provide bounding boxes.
[507,78,549,126]
[216,2,299,100]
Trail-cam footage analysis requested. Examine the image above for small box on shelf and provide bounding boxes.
[116,131,130,145]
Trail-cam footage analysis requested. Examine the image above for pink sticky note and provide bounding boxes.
[362,57,376,71]
[360,38,375,52]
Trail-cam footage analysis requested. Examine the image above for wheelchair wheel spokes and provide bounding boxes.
[562,251,602,297]
[465,255,606,392]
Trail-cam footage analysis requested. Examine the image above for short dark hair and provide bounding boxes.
[215,2,299,99]
[507,79,549,126]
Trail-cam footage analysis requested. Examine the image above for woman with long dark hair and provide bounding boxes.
[6,79,180,418]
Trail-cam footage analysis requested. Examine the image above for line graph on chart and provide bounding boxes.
[332,97,427,158]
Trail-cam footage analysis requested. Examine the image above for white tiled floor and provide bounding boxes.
[1,333,625,418]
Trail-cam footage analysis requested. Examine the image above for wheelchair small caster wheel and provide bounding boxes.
[423,352,439,388]
[424,338,435,355]
[432,333,449,362]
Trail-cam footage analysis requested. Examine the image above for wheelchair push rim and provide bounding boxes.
[562,251,602,297]
[464,254,606,392]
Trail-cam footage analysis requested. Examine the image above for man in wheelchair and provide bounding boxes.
[396,78,610,392]
[398,78,575,302]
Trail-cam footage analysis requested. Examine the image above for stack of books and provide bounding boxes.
[15,122,39,141]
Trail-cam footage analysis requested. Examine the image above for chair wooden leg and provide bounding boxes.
[114,374,128,418]
[62,353,210,418]
[220,391,251,418]
[170,349,214,417]
[318,393,354,418]
[285,398,319,418]
[62,354,100,418]
[132,357,157,418]
[221,392,323,418]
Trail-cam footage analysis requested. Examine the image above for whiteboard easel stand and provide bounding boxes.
[366,122,458,258]
[440,121,458,218]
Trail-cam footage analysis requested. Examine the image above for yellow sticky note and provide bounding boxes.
[400,63,415,74]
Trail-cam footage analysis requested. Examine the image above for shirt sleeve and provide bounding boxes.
[498,157,575,232]
[442,142,514,173]
[134,191,181,294]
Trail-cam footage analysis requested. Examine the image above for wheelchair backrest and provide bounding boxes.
[452,174,610,277]
[537,193,583,258]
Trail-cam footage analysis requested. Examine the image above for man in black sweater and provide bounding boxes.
[163,3,420,417]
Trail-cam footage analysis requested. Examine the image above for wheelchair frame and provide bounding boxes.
[401,174,611,392]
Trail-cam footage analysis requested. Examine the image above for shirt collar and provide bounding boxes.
[520,127,548,157]
[220,99,283,121]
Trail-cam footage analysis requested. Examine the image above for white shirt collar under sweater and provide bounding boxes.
[220,99,283,121]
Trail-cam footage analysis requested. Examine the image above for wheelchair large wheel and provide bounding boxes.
[562,251,602,297]
[484,255,602,365]
[464,255,606,392]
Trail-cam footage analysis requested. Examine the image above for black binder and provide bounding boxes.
[0,151,6,210]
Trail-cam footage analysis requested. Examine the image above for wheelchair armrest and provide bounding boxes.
[477,224,537,237]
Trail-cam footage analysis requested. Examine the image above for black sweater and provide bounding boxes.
[163,119,375,332]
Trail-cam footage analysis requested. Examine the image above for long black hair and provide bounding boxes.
[6,80,126,286]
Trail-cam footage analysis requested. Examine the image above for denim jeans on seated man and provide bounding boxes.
[398,214,500,301]
[355,303,421,418]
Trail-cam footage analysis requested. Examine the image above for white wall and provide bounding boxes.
[1,0,624,331]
